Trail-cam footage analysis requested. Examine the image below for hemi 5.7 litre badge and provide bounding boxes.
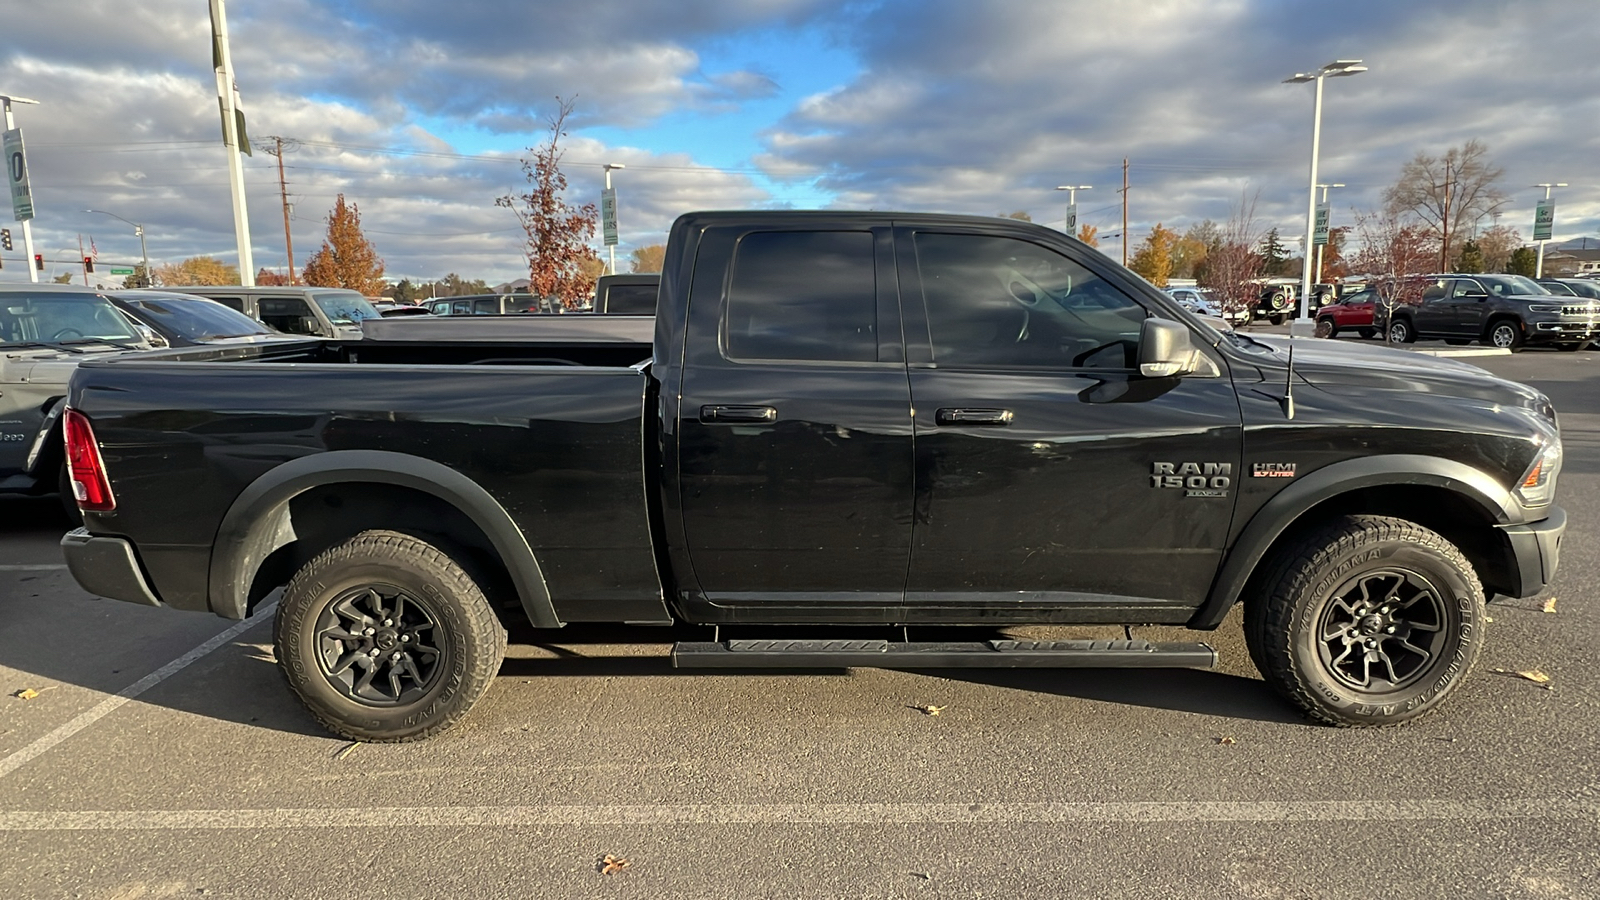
[1252,462,1297,478]
[1151,462,1230,498]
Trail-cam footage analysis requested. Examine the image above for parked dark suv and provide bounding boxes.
[1380,274,1600,351]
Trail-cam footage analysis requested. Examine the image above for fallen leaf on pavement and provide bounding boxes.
[1542,597,1557,614]
[13,689,39,700]
[598,854,631,875]
[913,705,946,716]
[1215,735,1236,745]
[1491,667,1552,688]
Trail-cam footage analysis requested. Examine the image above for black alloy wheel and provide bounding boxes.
[275,530,507,742]
[1245,515,1483,727]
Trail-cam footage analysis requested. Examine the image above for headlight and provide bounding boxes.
[1513,440,1562,508]
[1528,304,1563,313]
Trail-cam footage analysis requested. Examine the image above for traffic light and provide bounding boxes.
[1,228,11,251]
[84,257,95,274]
[35,254,44,271]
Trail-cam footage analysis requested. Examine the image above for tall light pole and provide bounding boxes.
[1533,182,1566,278]
[2,94,41,283]
[1055,185,1091,235]
[209,0,254,285]
[1284,60,1366,331]
[1313,182,1343,294]
[602,163,625,275]
[85,209,149,284]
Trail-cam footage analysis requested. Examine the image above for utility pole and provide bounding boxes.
[263,136,299,283]
[209,0,255,285]
[2,94,41,283]
[1120,158,1129,267]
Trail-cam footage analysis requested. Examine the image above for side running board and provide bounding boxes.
[671,639,1216,669]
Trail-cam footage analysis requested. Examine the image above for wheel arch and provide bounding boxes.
[207,450,559,628]
[1190,455,1518,629]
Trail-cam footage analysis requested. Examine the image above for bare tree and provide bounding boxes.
[1197,191,1266,323]
[497,97,601,308]
[1347,209,1438,342]
[1382,140,1507,272]
[1476,224,1522,274]
[629,243,666,273]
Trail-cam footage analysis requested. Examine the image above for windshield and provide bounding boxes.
[311,290,382,325]
[117,293,273,340]
[0,291,143,346]
[1477,275,1549,296]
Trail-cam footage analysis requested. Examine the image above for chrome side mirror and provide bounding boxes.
[1138,318,1201,378]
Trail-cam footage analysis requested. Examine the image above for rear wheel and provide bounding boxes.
[1358,327,1377,339]
[1484,319,1523,350]
[1244,516,1484,727]
[274,530,507,742]
[1387,318,1414,343]
[1267,314,1286,326]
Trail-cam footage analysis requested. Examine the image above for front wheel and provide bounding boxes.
[1387,318,1414,343]
[1267,314,1286,326]
[275,530,507,742]
[1484,320,1523,350]
[1244,516,1484,727]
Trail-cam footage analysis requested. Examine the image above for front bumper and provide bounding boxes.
[60,528,164,607]
[1497,506,1565,598]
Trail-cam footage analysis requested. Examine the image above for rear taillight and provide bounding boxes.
[63,408,115,512]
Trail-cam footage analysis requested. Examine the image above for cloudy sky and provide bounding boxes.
[4,0,1597,286]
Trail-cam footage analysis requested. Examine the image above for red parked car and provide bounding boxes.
[1315,289,1379,339]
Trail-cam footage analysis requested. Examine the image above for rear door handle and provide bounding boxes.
[935,408,1013,426]
[699,405,777,424]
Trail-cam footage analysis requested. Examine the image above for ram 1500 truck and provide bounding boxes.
[60,211,1566,742]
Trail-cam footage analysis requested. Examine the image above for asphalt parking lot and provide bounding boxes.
[2,340,1597,899]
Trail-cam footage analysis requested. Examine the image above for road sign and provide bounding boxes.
[1313,203,1330,246]
[110,267,134,275]
[1533,199,1555,242]
[601,187,618,246]
[4,128,35,222]
[1065,203,1078,233]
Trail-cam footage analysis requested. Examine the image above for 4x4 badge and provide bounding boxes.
[1253,462,1297,478]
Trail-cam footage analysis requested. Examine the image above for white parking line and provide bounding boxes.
[0,798,1593,830]
[0,602,277,780]
[0,564,68,571]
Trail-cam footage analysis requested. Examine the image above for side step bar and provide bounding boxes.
[671,639,1216,669]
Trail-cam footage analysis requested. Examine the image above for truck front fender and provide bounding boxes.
[1189,454,1517,629]
[207,449,559,628]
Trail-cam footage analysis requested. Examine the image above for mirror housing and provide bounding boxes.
[1138,318,1202,378]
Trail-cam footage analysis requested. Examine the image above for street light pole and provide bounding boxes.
[1313,182,1343,293]
[603,163,625,275]
[1533,182,1566,278]
[85,209,150,284]
[1285,60,1366,332]
[2,94,42,283]
[1055,185,1091,235]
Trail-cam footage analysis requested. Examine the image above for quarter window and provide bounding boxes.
[913,232,1148,369]
[258,297,318,335]
[724,231,877,362]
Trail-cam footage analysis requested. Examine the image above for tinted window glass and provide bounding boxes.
[913,232,1148,369]
[258,297,318,335]
[1420,281,1449,303]
[724,231,876,362]
[472,298,499,314]
[210,296,245,312]
[119,295,272,340]
[605,284,657,315]
[0,292,144,345]
[505,295,540,313]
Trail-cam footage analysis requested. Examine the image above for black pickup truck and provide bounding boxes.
[61,211,1565,741]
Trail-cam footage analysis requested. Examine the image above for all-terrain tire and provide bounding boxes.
[274,530,507,742]
[1244,516,1484,727]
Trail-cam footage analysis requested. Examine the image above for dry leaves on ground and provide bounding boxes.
[1491,667,1553,689]
[598,855,631,875]
[912,705,946,717]
[1542,596,1557,614]
[11,687,56,700]
[1215,735,1237,745]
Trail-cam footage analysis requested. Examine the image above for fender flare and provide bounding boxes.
[207,449,559,628]
[1188,454,1516,629]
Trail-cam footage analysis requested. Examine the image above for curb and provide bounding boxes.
[1410,347,1513,358]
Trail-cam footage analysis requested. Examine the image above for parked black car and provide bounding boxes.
[1379,274,1600,350]
[1537,278,1600,301]
[110,291,285,347]
[62,211,1566,742]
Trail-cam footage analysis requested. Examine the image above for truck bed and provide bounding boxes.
[69,339,664,623]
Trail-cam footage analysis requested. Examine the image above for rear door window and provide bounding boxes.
[258,297,319,335]
[723,231,877,362]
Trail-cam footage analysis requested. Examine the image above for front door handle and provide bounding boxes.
[935,408,1013,426]
[699,405,777,424]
